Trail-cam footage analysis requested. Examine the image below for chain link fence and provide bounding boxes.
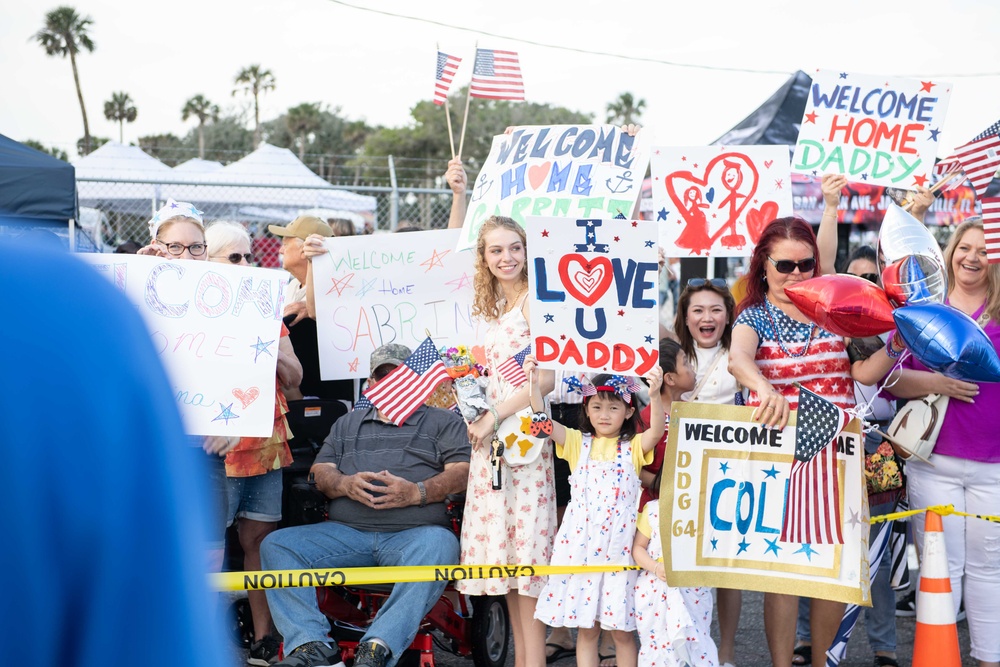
[77,153,461,266]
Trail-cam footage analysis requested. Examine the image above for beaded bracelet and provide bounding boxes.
[885,333,904,359]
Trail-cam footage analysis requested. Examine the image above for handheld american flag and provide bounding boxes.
[983,197,1000,264]
[780,386,851,545]
[363,337,450,425]
[433,51,462,106]
[953,119,1000,196]
[496,345,530,388]
[470,48,525,101]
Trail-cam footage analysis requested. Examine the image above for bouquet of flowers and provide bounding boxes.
[439,345,489,422]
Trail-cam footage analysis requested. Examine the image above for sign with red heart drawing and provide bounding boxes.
[528,216,660,376]
[650,146,793,257]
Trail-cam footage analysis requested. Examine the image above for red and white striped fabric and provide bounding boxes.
[982,197,1000,265]
[433,51,462,106]
[470,48,525,101]
[953,134,1000,197]
[750,338,855,410]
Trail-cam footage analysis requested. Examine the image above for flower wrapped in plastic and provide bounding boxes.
[439,344,489,422]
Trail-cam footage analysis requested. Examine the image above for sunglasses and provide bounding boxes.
[214,252,254,264]
[767,256,816,274]
[157,240,207,257]
[857,272,879,284]
[687,277,728,289]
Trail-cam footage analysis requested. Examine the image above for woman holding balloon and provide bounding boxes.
[887,218,1000,667]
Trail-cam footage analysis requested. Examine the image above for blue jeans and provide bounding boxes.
[261,521,459,667]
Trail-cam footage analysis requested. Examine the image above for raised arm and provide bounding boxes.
[639,367,665,454]
[302,233,328,320]
[445,157,468,229]
[816,173,846,275]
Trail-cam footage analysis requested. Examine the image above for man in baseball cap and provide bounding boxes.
[268,215,334,241]
[369,343,412,377]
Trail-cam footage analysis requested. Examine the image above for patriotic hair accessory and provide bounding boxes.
[563,375,596,397]
[600,375,642,403]
[148,198,205,239]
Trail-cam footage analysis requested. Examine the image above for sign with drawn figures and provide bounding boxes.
[651,145,793,258]
[527,216,659,376]
[312,229,482,379]
[661,402,870,605]
[793,69,952,189]
[458,125,653,251]
[81,254,283,437]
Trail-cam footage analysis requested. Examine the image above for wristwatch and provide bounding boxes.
[417,481,427,507]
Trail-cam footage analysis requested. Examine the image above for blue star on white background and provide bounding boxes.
[213,402,240,425]
[250,337,275,362]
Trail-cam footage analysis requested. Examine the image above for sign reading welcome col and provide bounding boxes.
[528,216,659,376]
[458,125,653,251]
[81,254,283,437]
[650,145,793,257]
[661,402,870,605]
[792,69,951,189]
[312,229,481,379]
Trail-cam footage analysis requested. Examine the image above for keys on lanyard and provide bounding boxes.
[490,436,504,490]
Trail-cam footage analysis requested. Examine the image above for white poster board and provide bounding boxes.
[527,216,659,376]
[661,402,870,605]
[792,69,951,189]
[81,254,283,437]
[312,229,482,379]
[458,125,653,251]
[650,145,793,257]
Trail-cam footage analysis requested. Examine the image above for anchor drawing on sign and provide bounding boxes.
[472,173,493,202]
[605,170,634,194]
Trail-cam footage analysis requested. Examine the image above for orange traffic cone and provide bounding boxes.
[911,510,961,667]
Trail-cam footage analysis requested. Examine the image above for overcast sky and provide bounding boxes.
[3,0,998,161]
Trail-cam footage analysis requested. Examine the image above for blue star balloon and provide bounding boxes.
[894,303,1000,382]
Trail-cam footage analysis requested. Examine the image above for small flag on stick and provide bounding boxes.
[363,337,450,425]
[952,119,1000,196]
[470,48,525,101]
[496,345,531,388]
[433,51,462,106]
[982,197,1000,264]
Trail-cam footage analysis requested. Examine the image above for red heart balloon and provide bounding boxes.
[784,274,896,338]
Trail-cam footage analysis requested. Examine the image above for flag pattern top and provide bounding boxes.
[983,197,1000,264]
[953,119,1000,196]
[433,51,462,106]
[496,345,531,388]
[470,48,525,101]
[781,386,852,545]
[363,337,450,425]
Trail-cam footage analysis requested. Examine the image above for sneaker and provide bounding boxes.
[895,589,916,617]
[353,641,390,667]
[956,600,966,622]
[273,641,345,667]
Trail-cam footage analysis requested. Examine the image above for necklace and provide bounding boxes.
[764,298,816,358]
[503,285,527,314]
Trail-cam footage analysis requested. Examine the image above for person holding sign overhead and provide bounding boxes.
[727,215,910,667]
[458,215,556,667]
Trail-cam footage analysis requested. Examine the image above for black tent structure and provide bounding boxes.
[712,70,812,148]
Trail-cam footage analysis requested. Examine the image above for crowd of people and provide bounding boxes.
[16,151,998,667]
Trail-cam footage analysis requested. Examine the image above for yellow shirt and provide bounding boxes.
[635,501,663,562]
[556,429,652,475]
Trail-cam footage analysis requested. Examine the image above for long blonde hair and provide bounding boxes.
[471,216,528,322]
[944,218,1000,323]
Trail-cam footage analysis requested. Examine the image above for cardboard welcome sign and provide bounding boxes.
[528,216,659,376]
[793,69,951,189]
[81,254,283,437]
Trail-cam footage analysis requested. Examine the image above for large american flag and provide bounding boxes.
[470,48,525,101]
[983,197,1000,264]
[433,51,462,106]
[953,119,1000,196]
[781,386,851,545]
[363,337,450,425]
[496,345,530,388]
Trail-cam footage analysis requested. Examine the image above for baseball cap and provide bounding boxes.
[370,343,412,373]
[268,216,333,240]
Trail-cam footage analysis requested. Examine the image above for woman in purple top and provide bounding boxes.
[888,219,1000,667]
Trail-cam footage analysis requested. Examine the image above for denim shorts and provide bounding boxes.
[226,469,283,526]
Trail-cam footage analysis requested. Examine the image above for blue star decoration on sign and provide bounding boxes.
[710,537,719,551]
[657,208,668,221]
[644,240,655,248]
[764,537,782,557]
[763,465,780,479]
[250,337,275,362]
[544,313,554,323]
[794,543,818,561]
[718,461,730,475]
[737,538,750,554]
[213,402,240,425]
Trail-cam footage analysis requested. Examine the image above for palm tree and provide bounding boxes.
[34,6,96,154]
[181,94,220,159]
[605,92,646,126]
[103,91,137,143]
[286,103,322,161]
[233,64,276,149]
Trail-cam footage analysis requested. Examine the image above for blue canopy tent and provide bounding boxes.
[0,133,96,250]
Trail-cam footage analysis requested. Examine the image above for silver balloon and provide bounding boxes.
[876,204,947,305]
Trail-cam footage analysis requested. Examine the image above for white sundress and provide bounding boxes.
[534,433,641,631]
[635,500,718,667]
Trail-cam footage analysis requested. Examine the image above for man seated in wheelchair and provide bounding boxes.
[262,343,472,667]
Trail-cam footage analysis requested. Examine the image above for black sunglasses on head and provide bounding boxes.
[214,252,254,264]
[767,256,816,274]
[857,272,879,284]
[686,277,728,289]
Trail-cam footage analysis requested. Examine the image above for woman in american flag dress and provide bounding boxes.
[727,214,906,667]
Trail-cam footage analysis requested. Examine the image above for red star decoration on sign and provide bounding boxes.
[693,163,699,169]
[613,236,620,242]
[541,230,549,237]
[617,309,625,316]
[654,149,661,155]
[560,334,567,341]
[631,221,638,227]
[326,272,355,297]
[348,358,359,372]
[419,248,450,272]
[921,81,935,93]
[804,111,818,124]
[912,173,929,188]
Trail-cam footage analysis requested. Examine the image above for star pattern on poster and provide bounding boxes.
[764,537,782,557]
[763,465,780,479]
[327,273,355,297]
[794,543,818,561]
[420,248,450,272]
[250,337,275,362]
[212,402,240,425]
[737,538,750,554]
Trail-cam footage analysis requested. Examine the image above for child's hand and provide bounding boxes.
[654,562,667,582]
[523,355,538,379]
[644,365,663,395]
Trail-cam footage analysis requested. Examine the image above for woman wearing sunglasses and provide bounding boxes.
[728,201,910,667]
[205,220,304,664]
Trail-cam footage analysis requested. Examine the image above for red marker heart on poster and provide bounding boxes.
[232,386,260,409]
[528,162,551,189]
[558,254,613,306]
[744,201,779,244]
[764,159,774,169]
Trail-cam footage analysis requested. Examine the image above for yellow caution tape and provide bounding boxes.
[870,504,1000,525]
[213,563,641,592]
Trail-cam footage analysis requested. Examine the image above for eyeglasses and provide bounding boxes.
[767,256,816,274]
[857,272,879,284]
[213,252,254,264]
[157,240,207,257]
[686,277,728,289]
